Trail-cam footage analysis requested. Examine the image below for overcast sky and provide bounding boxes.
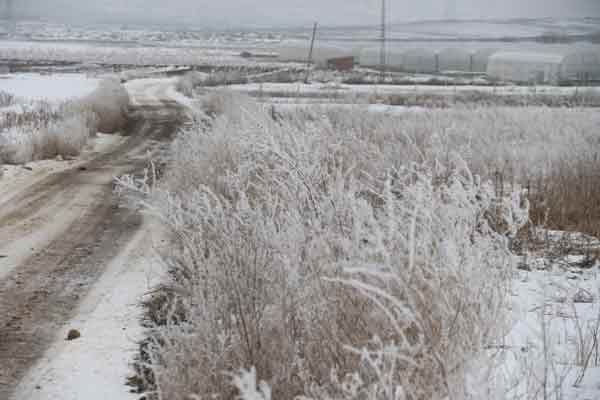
[11,0,600,27]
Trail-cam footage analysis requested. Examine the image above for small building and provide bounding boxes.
[326,56,355,71]
[487,49,600,84]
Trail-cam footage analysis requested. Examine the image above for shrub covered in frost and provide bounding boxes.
[0,91,16,108]
[0,100,96,163]
[82,78,130,134]
[0,79,129,165]
[119,96,527,400]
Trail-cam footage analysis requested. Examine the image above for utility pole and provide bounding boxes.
[444,0,457,20]
[3,0,15,32]
[379,0,387,83]
[304,22,318,84]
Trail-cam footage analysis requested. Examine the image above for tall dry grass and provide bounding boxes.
[0,91,16,108]
[118,92,526,400]
[82,78,130,134]
[0,79,130,165]
[529,154,600,239]
[301,105,600,239]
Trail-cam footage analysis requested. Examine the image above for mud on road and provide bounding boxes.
[0,100,185,399]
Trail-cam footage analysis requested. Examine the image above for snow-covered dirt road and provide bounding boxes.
[0,80,186,399]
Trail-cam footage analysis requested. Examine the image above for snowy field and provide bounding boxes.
[2,17,599,71]
[0,16,598,395]
[503,232,600,400]
[0,73,99,101]
[0,40,270,67]
[4,18,599,46]
[5,21,284,48]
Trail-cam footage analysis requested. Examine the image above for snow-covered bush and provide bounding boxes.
[44,105,98,157]
[175,71,207,97]
[201,90,258,119]
[0,102,97,164]
[176,72,199,98]
[0,78,129,165]
[0,91,16,108]
[82,78,130,133]
[119,96,523,400]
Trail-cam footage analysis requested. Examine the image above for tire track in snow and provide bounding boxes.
[0,95,185,399]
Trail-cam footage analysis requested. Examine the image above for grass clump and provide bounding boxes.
[119,95,526,400]
[0,79,130,165]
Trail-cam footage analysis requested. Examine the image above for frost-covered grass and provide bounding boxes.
[174,67,309,98]
[175,70,246,97]
[264,103,600,238]
[117,93,534,400]
[0,101,97,164]
[223,83,600,108]
[0,78,130,165]
[176,67,600,109]
[118,92,600,400]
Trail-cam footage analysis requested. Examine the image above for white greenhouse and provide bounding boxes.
[359,47,404,71]
[487,49,600,84]
[386,48,405,71]
[401,49,439,74]
[359,47,381,68]
[560,50,600,82]
[359,47,499,74]
[438,48,472,72]
[471,48,497,73]
[277,42,350,68]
